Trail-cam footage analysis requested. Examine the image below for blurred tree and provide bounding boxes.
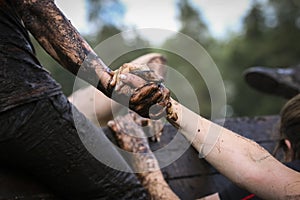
[85,0,124,45]
[85,0,154,70]
[243,2,266,39]
[162,0,215,117]
[265,0,300,66]
[211,0,300,117]
[215,1,281,117]
[177,0,211,46]
[87,0,125,30]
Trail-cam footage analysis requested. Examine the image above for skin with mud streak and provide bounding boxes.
[161,97,300,199]
[108,112,179,200]
[13,0,170,118]
[107,56,178,199]
[165,101,179,129]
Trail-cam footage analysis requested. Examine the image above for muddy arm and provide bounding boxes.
[13,0,169,118]
[108,112,179,200]
[12,0,113,96]
[68,53,167,126]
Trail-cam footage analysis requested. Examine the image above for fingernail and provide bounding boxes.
[119,74,127,80]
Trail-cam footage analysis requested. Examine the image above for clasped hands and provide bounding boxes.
[108,63,170,119]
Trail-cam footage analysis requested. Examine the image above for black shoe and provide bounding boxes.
[244,66,300,99]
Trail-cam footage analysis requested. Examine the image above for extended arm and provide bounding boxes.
[13,0,169,118]
[167,99,300,199]
[13,0,112,96]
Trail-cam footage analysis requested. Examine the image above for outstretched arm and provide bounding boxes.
[13,0,169,118]
[13,0,112,95]
[166,99,300,199]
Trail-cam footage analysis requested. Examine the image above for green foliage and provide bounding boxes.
[160,0,215,117]
[209,0,300,117]
[177,0,211,45]
[87,0,125,29]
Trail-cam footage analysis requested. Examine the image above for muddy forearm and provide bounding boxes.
[108,113,179,200]
[14,0,113,96]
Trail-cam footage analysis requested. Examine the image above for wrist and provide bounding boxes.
[95,66,114,97]
[83,52,114,97]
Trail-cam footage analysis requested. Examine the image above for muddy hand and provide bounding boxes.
[131,111,164,142]
[110,63,170,119]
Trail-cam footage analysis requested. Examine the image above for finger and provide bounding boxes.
[107,120,117,131]
[130,88,162,117]
[142,90,169,119]
[109,119,127,134]
[123,63,150,71]
[145,90,163,104]
[130,70,164,83]
[121,73,147,88]
[140,88,162,105]
[161,87,171,104]
[131,105,149,118]
[130,84,159,104]
[114,84,132,97]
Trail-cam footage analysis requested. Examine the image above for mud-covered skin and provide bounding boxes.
[108,112,160,170]
[165,101,180,129]
[12,0,113,96]
[111,63,170,119]
[133,113,164,142]
[11,0,170,117]
[108,112,179,200]
[111,63,164,87]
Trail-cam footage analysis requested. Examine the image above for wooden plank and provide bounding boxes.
[168,175,215,200]
[220,115,280,141]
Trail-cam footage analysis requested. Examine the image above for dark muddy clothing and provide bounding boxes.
[0,0,147,199]
[0,0,62,112]
[0,95,147,199]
